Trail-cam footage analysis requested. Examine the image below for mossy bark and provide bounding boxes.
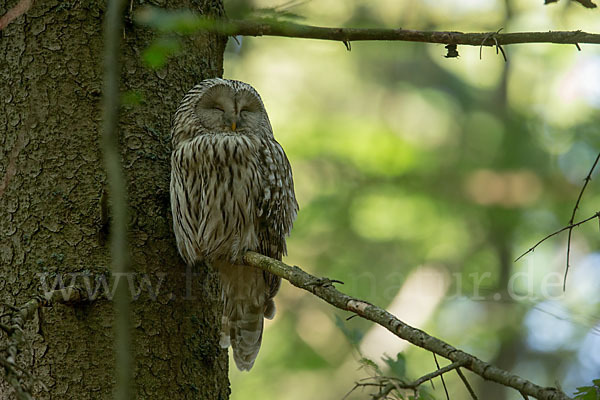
[0,0,229,398]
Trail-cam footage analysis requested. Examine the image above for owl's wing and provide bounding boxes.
[257,138,298,313]
[170,138,206,266]
[258,138,298,259]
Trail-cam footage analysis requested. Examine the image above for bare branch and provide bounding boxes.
[573,0,597,9]
[546,0,597,8]
[564,151,600,289]
[354,361,466,400]
[456,368,479,400]
[135,7,600,49]
[433,353,450,400]
[413,360,466,388]
[228,21,600,47]
[243,251,571,400]
[0,0,33,31]
[514,211,600,262]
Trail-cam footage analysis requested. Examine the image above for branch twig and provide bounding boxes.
[433,353,450,400]
[514,211,600,262]
[456,368,479,400]
[564,151,600,290]
[243,251,571,400]
[228,22,600,47]
[0,0,33,30]
[370,361,466,399]
[412,361,465,389]
[136,8,600,49]
[572,0,597,9]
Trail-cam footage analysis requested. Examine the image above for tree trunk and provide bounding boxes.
[0,0,229,398]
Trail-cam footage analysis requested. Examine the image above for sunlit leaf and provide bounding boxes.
[573,381,600,400]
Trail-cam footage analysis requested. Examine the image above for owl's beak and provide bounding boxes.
[231,122,237,131]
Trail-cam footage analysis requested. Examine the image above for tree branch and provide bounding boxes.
[456,368,479,400]
[564,151,600,289]
[136,8,600,49]
[227,20,600,47]
[243,251,571,400]
[366,361,465,400]
[433,352,450,400]
[411,361,465,389]
[0,0,33,31]
[572,0,597,9]
[515,211,600,262]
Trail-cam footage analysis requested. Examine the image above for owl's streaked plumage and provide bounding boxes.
[170,78,298,371]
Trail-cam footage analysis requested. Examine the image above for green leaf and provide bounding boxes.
[573,382,600,400]
[383,352,407,378]
[142,38,181,69]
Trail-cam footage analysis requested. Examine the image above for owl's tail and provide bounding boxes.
[218,263,276,371]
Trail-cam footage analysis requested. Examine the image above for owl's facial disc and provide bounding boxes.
[195,85,264,134]
[233,90,262,132]
[195,85,236,132]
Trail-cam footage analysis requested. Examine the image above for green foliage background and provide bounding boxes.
[219,1,600,399]
[145,0,600,398]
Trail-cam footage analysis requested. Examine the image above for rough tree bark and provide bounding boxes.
[0,0,229,398]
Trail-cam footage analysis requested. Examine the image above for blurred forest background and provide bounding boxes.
[217,1,600,399]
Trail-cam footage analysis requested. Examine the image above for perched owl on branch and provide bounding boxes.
[170,78,298,371]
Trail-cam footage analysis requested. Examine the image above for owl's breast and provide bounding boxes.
[195,134,263,262]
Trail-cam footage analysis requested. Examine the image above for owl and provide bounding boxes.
[170,78,298,371]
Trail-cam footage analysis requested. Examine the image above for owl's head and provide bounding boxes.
[172,79,273,146]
